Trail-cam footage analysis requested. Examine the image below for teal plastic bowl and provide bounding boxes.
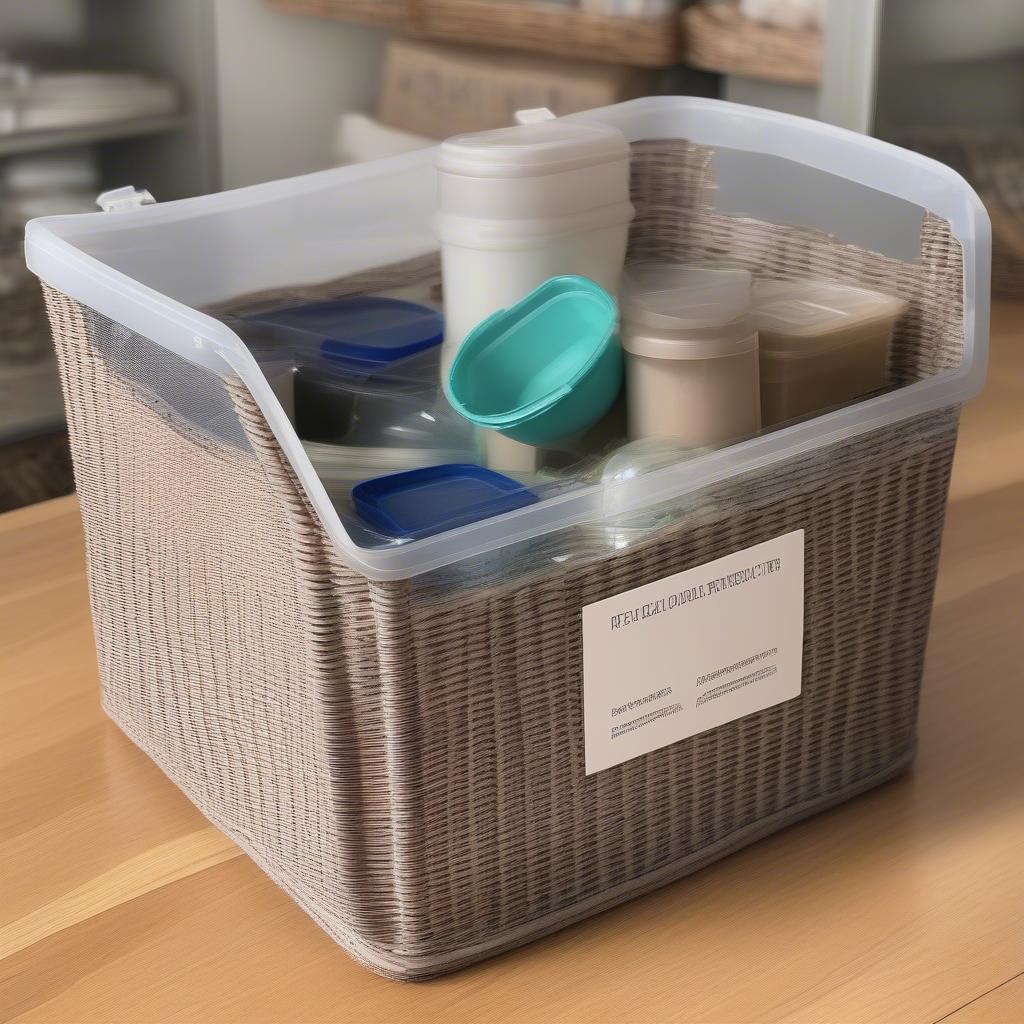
[448,276,623,447]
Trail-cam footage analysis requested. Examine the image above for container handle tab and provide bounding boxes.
[97,186,156,213]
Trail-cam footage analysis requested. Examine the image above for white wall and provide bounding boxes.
[882,0,1024,64]
[212,0,385,189]
[1,0,84,50]
[875,0,1024,136]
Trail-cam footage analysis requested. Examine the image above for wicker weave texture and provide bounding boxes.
[901,128,1024,298]
[268,0,680,67]
[626,141,965,387]
[42,138,966,979]
[680,1,822,85]
[410,1,680,68]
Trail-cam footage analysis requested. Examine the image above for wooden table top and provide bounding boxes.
[2,303,1023,1024]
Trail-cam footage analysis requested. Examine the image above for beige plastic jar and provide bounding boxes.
[620,265,761,447]
[753,279,908,426]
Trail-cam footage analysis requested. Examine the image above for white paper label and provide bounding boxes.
[582,530,805,774]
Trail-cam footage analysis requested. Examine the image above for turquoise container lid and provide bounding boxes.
[447,276,622,447]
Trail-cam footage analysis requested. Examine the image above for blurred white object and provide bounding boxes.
[336,112,433,165]
[18,72,178,131]
[739,0,824,31]
[515,107,556,124]
[0,61,31,134]
[4,191,97,228]
[580,0,677,14]
[596,438,707,485]
[1,150,100,232]
[2,148,99,195]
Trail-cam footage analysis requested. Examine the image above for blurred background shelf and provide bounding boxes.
[0,113,189,159]
[680,1,822,85]
[0,355,72,514]
[0,0,221,512]
[267,0,681,68]
[0,359,66,443]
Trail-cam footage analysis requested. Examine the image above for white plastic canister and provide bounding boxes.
[435,117,635,385]
[620,265,761,446]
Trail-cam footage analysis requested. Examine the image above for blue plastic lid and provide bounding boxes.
[244,296,443,369]
[352,464,539,539]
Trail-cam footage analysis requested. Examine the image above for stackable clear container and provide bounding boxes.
[25,97,990,579]
[227,296,483,542]
[619,263,761,446]
[752,280,909,426]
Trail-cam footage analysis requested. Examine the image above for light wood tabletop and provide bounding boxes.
[2,302,1023,1024]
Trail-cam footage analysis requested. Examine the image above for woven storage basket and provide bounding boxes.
[375,38,658,139]
[269,0,681,67]
[680,1,822,85]
[31,99,988,980]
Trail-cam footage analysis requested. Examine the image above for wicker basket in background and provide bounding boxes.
[375,37,659,139]
[269,0,681,67]
[679,0,821,84]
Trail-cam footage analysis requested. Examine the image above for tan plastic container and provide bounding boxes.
[620,264,761,446]
[753,280,908,426]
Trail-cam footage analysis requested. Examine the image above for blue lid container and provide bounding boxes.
[352,464,538,539]
[240,296,450,446]
[243,296,444,371]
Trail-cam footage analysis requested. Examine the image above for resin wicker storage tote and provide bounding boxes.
[26,98,990,981]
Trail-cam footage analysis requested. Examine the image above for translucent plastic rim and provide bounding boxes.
[25,96,991,580]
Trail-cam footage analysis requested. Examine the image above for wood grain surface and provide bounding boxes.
[1,302,1022,1024]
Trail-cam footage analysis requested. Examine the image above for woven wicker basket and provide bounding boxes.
[38,129,975,978]
[680,1,822,85]
[268,0,681,67]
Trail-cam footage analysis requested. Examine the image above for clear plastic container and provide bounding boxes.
[292,346,465,449]
[620,264,761,446]
[229,296,478,503]
[753,280,908,426]
[24,96,991,579]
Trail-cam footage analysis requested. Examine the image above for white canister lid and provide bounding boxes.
[621,264,753,328]
[620,263,757,360]
[437,119,630,179]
